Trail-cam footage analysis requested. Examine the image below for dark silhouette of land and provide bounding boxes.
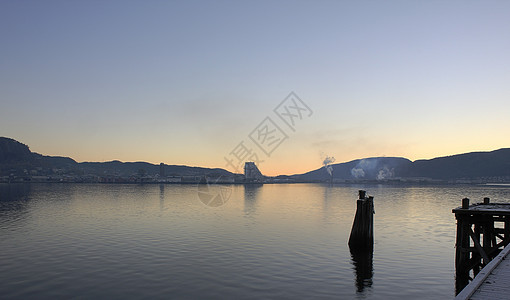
[0,137,234,182]
[1,136,510,183]
[285,150,510,183]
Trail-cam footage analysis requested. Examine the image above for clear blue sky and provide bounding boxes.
[1,1,509,175]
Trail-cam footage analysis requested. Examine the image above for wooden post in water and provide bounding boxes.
[349,190,374,251]
[455,199,471,292]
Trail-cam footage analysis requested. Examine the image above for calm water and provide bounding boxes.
[1,183,510,299]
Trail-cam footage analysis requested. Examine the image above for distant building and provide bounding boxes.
[244,162,263,181]
[159,163,165,177]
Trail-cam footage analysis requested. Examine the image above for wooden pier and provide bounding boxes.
[453,198,510,295]
[455,243,510,299]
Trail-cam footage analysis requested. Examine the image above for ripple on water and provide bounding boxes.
[3,183,508,299]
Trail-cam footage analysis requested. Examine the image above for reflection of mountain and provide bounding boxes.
[0,183,31,223]
[287,148,510,181]
[0,183,31,202]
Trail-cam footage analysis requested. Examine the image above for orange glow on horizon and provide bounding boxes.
[25,133,510,177]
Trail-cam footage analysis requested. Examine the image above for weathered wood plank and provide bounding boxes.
[453,203,510,215]
[455,244,510,300]
[469,228,490,264]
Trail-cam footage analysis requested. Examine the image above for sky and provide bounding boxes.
[1,0,509,176]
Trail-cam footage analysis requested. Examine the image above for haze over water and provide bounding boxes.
[2,183,510,299]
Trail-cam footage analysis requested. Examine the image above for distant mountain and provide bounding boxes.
[2,136,510,182]
[403,149,510,180]
[0,137,233,177]
[0,137,32,162]
[289,149,510,182]
[78,161,232,177]
[0,137,77,169]
[290,157,412,181]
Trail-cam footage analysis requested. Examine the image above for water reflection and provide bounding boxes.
[3,183,505,299]
[322,184,332,210]
[244,183,262,217]
[0,183,31,202]
[351,249,374,293]
[0,184,31,225]
[321,184,340,224]
[159,184,165,211]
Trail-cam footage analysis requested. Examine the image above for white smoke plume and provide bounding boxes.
[323,156,335,176]
[351,159,372,178]
[351,168,365,178]
[376,166,394,180]
[350,158,395,180]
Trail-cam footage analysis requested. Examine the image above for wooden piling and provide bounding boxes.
[349,190,374,251]
[462,198,470,209]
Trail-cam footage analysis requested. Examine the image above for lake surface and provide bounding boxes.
[1,183,510,299]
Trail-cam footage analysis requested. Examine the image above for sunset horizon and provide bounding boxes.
[3,134,508,177]
[2,1,509,177]
[2,2,510,298]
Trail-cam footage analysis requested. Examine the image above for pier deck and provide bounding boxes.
[453,200,510,298]
[455,243,510,299]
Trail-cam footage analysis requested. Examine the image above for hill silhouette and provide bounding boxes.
[291,157,411,181]
[0,137,232,178]
[403,149,510,180]
[2,137,510,182]
[289,149,510,182]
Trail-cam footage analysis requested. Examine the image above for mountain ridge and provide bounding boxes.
[0,137,233,178]
[1,136,510,182]
[288,148,510,181]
